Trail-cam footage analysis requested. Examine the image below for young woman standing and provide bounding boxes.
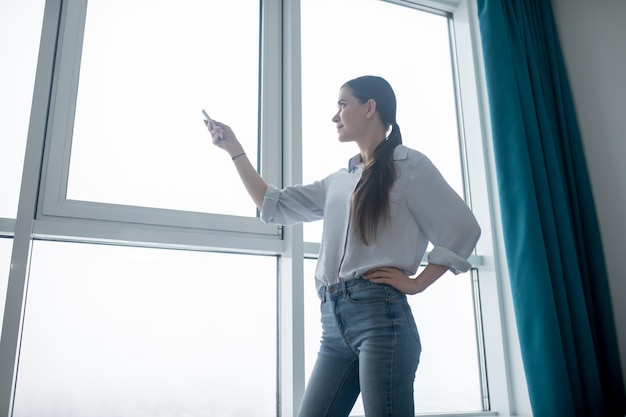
[206,75,481,417]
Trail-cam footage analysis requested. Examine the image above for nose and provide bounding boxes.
[332,111,339,123]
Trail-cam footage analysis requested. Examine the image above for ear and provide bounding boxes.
[365,99,377,119]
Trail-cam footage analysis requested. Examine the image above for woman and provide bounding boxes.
[206,75,481,417]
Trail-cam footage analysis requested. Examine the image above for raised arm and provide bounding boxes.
[205,119,268,211]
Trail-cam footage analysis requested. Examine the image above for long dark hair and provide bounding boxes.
[343,75,403,245]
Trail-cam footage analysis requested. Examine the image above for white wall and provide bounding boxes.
[551,0,626,391]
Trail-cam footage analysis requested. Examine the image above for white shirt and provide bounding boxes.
[261,144,481,295]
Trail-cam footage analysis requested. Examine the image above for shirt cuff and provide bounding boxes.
[428,246,472,274]
[260,185,279,224]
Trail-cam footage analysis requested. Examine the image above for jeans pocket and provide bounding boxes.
[403,301,422,349]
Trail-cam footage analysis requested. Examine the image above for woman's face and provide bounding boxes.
[332,86,370,143]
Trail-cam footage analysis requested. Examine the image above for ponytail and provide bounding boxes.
[353,122,402,245]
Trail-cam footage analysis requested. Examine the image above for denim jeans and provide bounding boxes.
[298,277,421,417]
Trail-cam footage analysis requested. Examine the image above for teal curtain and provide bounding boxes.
[476,1,626,416]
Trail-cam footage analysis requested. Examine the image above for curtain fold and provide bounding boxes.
[476,1,626,416]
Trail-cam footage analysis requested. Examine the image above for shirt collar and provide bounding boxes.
[348,144,409,173]
[348,154,364,173]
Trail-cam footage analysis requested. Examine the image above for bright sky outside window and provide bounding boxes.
[13,242,277,417]
[301,0,464,243]
[66,0,260,217]
[0,1,45,218]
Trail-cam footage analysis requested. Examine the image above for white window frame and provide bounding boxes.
[36,0,284,252]
[0,0,531,416]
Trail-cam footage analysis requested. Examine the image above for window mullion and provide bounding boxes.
[275,0,307,415]
[0,0,64,415]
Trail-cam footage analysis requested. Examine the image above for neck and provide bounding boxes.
[356,120,388,167]
[358,136,386,167]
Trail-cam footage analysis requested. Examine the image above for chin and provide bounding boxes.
[337,135,352,143]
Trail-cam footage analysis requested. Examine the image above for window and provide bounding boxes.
[300,1,486,414]
[13,242,277,417]
[66,0,260,216]
[301,0,465,243]
[1,0,522,416]
[39,0,280,238]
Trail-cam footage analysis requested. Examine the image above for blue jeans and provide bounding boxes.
[298,277,421,417]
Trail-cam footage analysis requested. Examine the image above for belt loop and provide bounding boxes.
[342,278,347,297]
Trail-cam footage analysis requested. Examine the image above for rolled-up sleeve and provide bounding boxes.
[408,157,481,274]
[260,180,328,226]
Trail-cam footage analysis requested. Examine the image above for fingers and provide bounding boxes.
[363,267,406,283]
[204,119,226,142]
[363,271,390,282]
[362,269,416,294]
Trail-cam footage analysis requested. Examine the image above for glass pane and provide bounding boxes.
[67,0,260,216]
[304,260,483,415]
[14,241,277,417]
[301,0,463,242]
[0,238,13,338]
[0,1,46,218]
